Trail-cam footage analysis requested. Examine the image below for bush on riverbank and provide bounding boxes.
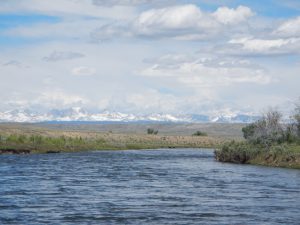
[215,141,300,168]
[214,141,260,164]
[215,102,300,168]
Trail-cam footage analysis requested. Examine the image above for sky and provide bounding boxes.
[0,0,300,116]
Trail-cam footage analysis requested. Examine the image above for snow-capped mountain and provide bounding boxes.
[0,107,260,123]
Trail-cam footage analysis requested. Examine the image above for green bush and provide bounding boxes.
[192,131,207,136]
[147,128,158,135]
[215,141,260,164]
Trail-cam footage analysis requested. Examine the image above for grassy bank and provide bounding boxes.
[0,122,238,154]
[215,141,300,169]
[0,132,224,154]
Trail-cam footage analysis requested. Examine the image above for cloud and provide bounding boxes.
[0,1,299,116]
[3,2,254,42]
[71,66,96,76]
[2,60,22,67]
[143,54,195,65]
[141,54,273,87]
[92,0,172,6]
[226,37,300,55]
[90,4,254,41]
[43,51,85,62]
[217,15,300,56]
[2,90,89,110]
[90,23,132,41]
[36,91,88,108]
[125,89,178,112]
[1,60,30,68]
[133,4,217,38]
[274,16,300,38]
[212,5,254,25]
[0,0,137,20]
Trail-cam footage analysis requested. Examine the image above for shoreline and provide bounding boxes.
[0,146,216,155]
[0,132,223,155]
[214,142,300,169]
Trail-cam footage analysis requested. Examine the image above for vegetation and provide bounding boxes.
[0,122,244,138]
[215,101,300,169]
[0,129,224,154]
[294,101,300,138]
[0,134,108,153]
[147,128,158,135]
[241,110,286,147]
[192,131,208,136]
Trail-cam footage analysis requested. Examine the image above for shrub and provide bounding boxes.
[284,124,298,143]
[242,123,256,139]
[294,99,300,139]
[214,141,260,164]
[192,131,207,136]
[242,109,284,148]
[147,128,158,135]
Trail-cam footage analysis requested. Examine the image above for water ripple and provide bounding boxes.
[0,149,300,225]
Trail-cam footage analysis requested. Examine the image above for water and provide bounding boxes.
[0,149,300,225]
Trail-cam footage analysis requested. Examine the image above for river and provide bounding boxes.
[0,149,299,224]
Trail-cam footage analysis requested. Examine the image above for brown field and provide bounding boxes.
[0,122,243,153]
[0,122,244,138]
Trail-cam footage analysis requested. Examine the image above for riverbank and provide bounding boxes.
[0,132,224,154]
[0,122,241,154]
[214,141,300,169]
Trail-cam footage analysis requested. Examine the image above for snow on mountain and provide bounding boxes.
[0,107,260,123]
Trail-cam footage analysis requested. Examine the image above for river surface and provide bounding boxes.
[0,149,300,225]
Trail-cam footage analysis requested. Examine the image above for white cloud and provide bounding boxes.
[228,37,300,54]
[274,16,300,38]
[71,66,96,76]
[218,15,300,56]
[3,3,255,42]
[43,51,85,62]
[141,55,273,87]
[143,54,195,65]
[2,60,21,67]
[90,23,132,41]
[133,4,217,38]
[36,91,88,107]
[131,4,254,39]
[2,90,89,111]
[136,5,204,30]
[0,1,299,116]
[213,5,254,25]
[126,90,178,112]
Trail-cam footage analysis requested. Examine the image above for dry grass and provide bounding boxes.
[0,122,226,153]
[0,122,244,138]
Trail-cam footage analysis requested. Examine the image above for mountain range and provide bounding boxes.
[0,107,260,123]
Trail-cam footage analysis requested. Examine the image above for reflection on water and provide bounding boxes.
[0,149,300,225]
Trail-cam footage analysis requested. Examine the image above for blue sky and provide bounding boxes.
[0,0,299,117]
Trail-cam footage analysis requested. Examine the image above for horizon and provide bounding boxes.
[1,0,300,118]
